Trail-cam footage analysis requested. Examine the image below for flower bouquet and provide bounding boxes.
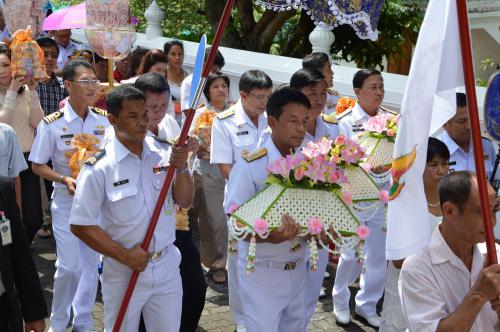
[193,109,217,160]
[228,136,387,272]
[354,113,400,172]
[65,133,101,178]
[335,96,357,116]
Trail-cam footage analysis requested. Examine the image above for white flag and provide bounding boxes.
[386,0,464,260]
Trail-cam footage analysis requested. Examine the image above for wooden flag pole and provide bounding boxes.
[112,1,236,330]
[456,0,497,264]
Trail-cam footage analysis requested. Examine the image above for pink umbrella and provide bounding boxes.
[43,2,87,31]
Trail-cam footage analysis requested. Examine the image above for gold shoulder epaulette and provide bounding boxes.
[327,88,339,97]
[84,149,106,166]
[242,148,267,163]
[335,108,352,120]
[380,106,397,115]
[91,107,108,117]
[153,136,176,145]
[216,108,235,120]
[321,113,338,125]
[43,111,64,124]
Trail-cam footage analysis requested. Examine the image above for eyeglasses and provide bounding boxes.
[69,79,100,86]
[249,92,272,102]
[43,51,58,59]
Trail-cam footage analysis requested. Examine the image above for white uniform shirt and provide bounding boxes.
[70,136,176,252]
[210,99,267,165]
[224,138,306,262]
[400,227,500,332]
[437,131,498,179]
[28,102,110,189]
[57,41,82,70]
[303,115,340,144]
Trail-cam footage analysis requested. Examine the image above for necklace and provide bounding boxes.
[427,201,440,207]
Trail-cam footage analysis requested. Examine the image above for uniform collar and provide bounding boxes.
[439,131,471,156]
[63,101,95,123]
[352,103,371,123]
[429,226,482,274]
[111,135,153,163]
[263,137,288,163]
[234,99,267,129]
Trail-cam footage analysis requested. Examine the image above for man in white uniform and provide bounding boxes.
[70,85,194,331]
[302,52,339,114]
[332,69,395,328]
[289,68,340,324]
[438,92,498,183]
[224,87,311,331]
[210,70,272,331]
[51,29,82,71]
[29,60,109,332]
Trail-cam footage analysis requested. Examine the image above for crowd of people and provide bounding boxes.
[0,26,499,332]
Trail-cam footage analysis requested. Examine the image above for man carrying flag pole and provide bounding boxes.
[386,0,500,329]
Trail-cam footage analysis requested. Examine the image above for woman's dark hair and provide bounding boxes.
[129,47,150,76]
[427,137,450,163]
[36,37,59,56]
[137,49,168,75]
[290,68,325,90]
[0,43,23,94]
[352,69,382,89]
[203,72,230,102]
[266,86,310,120]
[163,40,184,57]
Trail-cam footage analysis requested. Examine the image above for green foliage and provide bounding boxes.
[50,0,84,11]
[331,0,423,70]
[130,0,212,42]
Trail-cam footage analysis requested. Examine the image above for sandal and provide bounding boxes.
[210,268,227,284]
[34,222,52,240]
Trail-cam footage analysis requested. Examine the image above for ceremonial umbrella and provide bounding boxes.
[42,2,86,30]
[255,0,384,41]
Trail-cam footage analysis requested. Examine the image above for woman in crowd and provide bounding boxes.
[122,49,168,83]
[379,137,450,331]
[0,43,44,243]
[190,72,231,284]
[164,40,189,103]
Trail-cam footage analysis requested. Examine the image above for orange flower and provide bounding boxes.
[193,109,217,136]
[336,97,357,115]
[66,133,100,179]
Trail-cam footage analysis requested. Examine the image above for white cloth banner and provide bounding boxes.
[386,0,465,260]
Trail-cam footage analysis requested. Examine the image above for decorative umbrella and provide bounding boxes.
[255,0,384,41]
[42,2,86,30]
[1,0,48,37]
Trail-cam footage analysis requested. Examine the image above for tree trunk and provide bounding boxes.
[204,0,243,48]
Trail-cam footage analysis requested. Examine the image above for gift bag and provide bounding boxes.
[193,109,216,160]
[10,27,47,80]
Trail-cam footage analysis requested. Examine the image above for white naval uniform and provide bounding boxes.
[70,136,182,332]
[210,99,267,328]
[437,131,498,180]
[56,40,82,70]
[224,138,308,332]
[303,114,340,325]
[332,103,392,318]
[28,103,109,332]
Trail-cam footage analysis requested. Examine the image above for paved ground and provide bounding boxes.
[32,236,377,332]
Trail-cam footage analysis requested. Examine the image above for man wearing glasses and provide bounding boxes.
[210,69,273,332]
[29,60,109,332]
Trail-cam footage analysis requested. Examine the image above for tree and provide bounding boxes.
[130,0,425,73]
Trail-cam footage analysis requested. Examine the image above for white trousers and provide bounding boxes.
[238,258,307,332]
[332,217,387,317]
[304,248,329,325]
[50,191,99,332]
[101,245,182,332]
[228,239,245,326]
